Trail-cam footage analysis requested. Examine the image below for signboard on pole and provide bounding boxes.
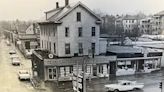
[72,72,83,92]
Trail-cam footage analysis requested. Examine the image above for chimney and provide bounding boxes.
[56,2,59,8]
[65,0,69,6]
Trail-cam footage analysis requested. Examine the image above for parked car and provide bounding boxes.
[10,54,19,59]
[104,80,144,92]
[18,70,31,81]
[9,49,16,54]
[12,57,20,66]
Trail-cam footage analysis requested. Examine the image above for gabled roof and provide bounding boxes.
[46,1,102,22]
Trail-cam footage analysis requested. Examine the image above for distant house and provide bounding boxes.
[16,23,40,58]
[153,10,164,34]
[139,17,153,34]
[122,16,140,35]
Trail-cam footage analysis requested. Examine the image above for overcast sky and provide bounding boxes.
[0,0,164,21]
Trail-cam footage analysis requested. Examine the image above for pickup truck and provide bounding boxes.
[104,80,144,92]
[18,70,31,81]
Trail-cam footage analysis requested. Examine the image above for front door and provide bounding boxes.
[138,60,144,71]
[109,61,116,76]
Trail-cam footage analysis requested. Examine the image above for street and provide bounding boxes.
[0,38,54,92]
[86,70,164,92]
[0,39,35,92]
[48,66,164,92]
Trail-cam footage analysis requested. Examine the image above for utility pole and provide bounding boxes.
[82,56,87,92]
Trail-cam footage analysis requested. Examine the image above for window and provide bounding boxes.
[69,66,73,73]
[44,28,45,36]
[42,40,43,48]
[92,27,96,36]
[53,27,56,36]
[78,43,83,54]
[44,40,46,49]
[99,65,103,74]
[132,20,134,23]
[48,68,56,79]
[65,43,70,54]
[47,41,49,49]
[46,29,48,36]
[91,43,95,53]
[78,27,82,37]
[49,42,51,50]
[48,27,51,36]
[77,12,81,22]
[25,41,30,49]
[65,27,69,37]
[54,43,56,54]
[41,29,43,35]
[59,66,72,77]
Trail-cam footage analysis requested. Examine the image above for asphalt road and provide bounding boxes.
[87,69,164,92]
[0,39,35,92]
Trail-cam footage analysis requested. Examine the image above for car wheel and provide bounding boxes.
[18,77,21,80]
[114,89,119,92]
[133,88,138,90]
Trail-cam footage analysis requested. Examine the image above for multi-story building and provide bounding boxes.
[152,11,164,34]
[40,1,101,57]
[122,16,140,35]
[115,16,124,35]
[16,23,40,58]
[3,23,40,58]
[139,17,153,34]
[32,0,117,82]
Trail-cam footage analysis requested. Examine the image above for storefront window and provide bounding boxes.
[117,61,134,69]
[144,59,158,69]
[48,67,56,79]
[60,66,73,77]
[99,65,103,74]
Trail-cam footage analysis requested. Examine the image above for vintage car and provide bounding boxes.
[10,54,19,59]
[104,80,144,92]
[18,70,31,81]
[9,49,16,54]
[12,57,20,66]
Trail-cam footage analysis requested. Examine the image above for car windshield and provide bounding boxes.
[19,71,29,74]
[13,58,19,61]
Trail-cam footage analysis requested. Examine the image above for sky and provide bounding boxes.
[0,0,164,21]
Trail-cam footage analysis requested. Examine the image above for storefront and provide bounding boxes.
[31,50,117,81]
[116,60,136,76]
[116,57,161,76]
